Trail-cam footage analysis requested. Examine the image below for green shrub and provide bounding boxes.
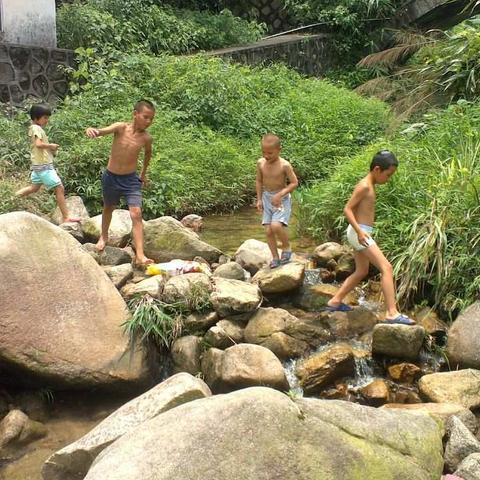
[298,100,480,314]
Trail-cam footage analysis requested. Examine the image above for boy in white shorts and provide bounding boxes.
[16,104,79,223]
[325,150,415,325]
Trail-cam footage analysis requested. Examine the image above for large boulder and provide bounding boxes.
[162,273,211,305]
[210,278,262,317]
[43,373,211,480]
[418,370,480,409]
[234,239,272,274]
[318,308,378,338]
[447,302,480,369]
[444,416,480,472]
[144,216,221,263]
[372,324,425,361]
[51,195,90,225]
[83,387,444,480]
[0,212,148,389]
[82,209,133,247]
[252,261,305,294]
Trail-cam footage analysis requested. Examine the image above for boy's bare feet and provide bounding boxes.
[135,255,154,267]
[62,217,81,223]
[95,236,107,252]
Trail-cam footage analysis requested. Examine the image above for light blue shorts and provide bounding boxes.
[31,166,62,190]
[262,191,292,226]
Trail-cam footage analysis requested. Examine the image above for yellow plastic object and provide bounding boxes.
[145,264,168,277]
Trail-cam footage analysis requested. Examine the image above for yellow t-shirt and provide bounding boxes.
[29,124,54,166]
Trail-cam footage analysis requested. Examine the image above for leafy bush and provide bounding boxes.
[57,0,265,54]
[298,100,480,314]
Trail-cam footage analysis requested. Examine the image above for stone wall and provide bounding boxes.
[226,0,292,32]
[0,43,75,105]
[211,34,337,78]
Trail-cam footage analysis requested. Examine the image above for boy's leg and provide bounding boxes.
[328,251,370,308]
[265,224,279,260]
[271,222,290,252]
[360,244,401,320]
[16,184,41,197]
[97,204,115,252]
[54,184,81,223]
[129,205,153,266]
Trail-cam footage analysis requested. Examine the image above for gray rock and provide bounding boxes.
[210,277,262,317]
[51,195,90,225]
[42,373,211,480]
[121,276,165,300]
[60,221,85,243]
[372,324,425,360]
[103,264,134,289]
[171,336,202,375]
[234,239,272,274]
[454,453,480,480]
[0,409,46,448]
[213,262,247,281]
[184,311,219,334]
[252,261,305,294]
[200,348,224,392]
[204,320,244,349]
[312,242,346,267]
[447,302,480,369]
[82,388,444,480]
[444,416,480,472]
[82,209,133,247]
[162,273,211,305]
[83,244,133,266]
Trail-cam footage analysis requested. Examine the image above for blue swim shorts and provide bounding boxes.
[30,165,62,190]
[262,191,292,226]
[102,169,142,207]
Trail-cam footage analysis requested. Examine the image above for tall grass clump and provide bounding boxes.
[298,101,480,315]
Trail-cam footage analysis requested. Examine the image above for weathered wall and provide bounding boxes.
[212,34,337,77]
[0,43,74,105]
[1,0,57,48]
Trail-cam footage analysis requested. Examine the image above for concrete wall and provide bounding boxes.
[0,42,74,105]
[1,0,57,48]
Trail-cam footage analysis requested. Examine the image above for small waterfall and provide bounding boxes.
[349,355,375,389]
[303,268,322,286]
[284,358,304,397]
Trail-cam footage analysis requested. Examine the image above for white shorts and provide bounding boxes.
[347,224,376,251]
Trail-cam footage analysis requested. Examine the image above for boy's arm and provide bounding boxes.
[344,183,371,243]
[140,136,153,183]
[256,160,263,211]
[85,122,123,138]
[272,162,298,207]
[33,137,59,151]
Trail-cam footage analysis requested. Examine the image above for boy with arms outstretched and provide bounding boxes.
[16,104,80,223]
[256,134,298,268]
[85,100,155,266]
[325,150,415,325]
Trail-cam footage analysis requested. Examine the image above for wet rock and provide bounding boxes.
[252,261,305,294]
[296,343,355,395]
[418,370,480,409]
[0,212,148,389]
[82,244,133,266]
[144,216,221,263]
[184,311,219,334]
[121,276,165,300]
[415,307,448,337]
[318,307,378,338]
[162,273,211,304]
[82,209,133,247]
[454,453,480,480]
[180,214,203,232]
[171,336,202,375]
[388,363,422,384]
[103,264,134,289]
[210,278,262,317]
[445,416,480,472]
[204,320,244,349]
[372,324,425,361]
[43,373,211,480]
[312,242,346,267]
[382,403,477,435]
[213,261,247,281]
[293,283,358,311]
[360,379,390,406]
[389,387,422,405]
[200,348,224,392]
[82,388,443,480]
[234,239,272,274]
[447,302,480,369]
[51,195,90,225]
[0,410,46,448]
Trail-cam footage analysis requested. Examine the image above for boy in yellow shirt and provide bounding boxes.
[16,104,79,223]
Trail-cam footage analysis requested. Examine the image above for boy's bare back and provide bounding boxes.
[257,157,295,192]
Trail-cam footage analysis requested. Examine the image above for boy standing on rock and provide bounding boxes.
[256,134,298,268]
[85,99,155,266]
[16,104,80,223]
[325,150,415,325]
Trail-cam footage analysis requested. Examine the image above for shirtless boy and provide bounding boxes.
[256,134,298,268]
[325,150,415,325]
[85,99,155,266]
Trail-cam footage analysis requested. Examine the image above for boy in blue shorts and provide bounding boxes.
[16,104,80,223]
[256,134,298,268]
[325,150,415,325]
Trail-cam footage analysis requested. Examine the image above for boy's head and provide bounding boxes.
[261,134,281,162]
[133,99,155,131]
[370,150,398,184]
[30,104,52,127]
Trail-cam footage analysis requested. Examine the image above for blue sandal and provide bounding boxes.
[383,314,416,326]
[280,251,292,265]
[322,303,353,312]
[269,259,281,269]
